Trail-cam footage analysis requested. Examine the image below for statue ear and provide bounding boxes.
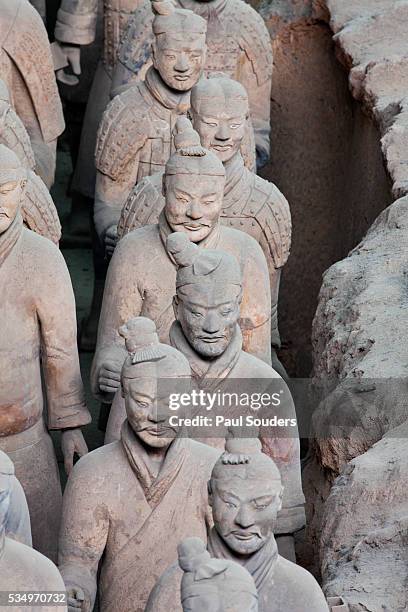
[151,42,158,68]
[172,294,179,319]
[207,480,213,506]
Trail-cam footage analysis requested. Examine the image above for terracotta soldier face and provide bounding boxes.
[182,590,258,612]
[0,178,25,234]
[209,476,282,555]
[175,283,241,358]
[153,34,206,92]
[122,376,180,448]
[164,173,225,243]
[191,97,248,164]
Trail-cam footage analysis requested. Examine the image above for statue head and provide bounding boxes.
[179,537,258,612]
[151,0,207,92]
[168,232,242,358]
[163,117,225,243]
[208,433,283,556]
[191,75,249,163]
[120,317,191,449]
[0,144,27,234]
[0,451,13,537]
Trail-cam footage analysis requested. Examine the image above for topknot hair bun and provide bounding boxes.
[166,232,199,268]
[178,537,210,572]
[174,117,207,157]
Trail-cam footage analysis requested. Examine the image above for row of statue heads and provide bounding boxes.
[0,0,336,610]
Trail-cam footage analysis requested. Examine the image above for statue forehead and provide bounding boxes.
[213,474,281,495]
[178,282,241,306]
[192,80,248,114]
[166,173,225,191]
[155,32,206,49]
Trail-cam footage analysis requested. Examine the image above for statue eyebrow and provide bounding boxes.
[129,390,156,401]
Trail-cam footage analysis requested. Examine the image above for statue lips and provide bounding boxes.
[230,530,261,542]
[198,336,226,343]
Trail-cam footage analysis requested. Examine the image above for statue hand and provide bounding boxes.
[67,585,88,611]
[105,225,118,258]
[61,429,88,476]
[98,360,122,394]
[55,43,81,86]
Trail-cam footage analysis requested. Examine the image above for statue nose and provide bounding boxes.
[215,124,230,141]
[175,54,189,72]
[202,312,220,334]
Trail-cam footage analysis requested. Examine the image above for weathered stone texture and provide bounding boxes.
[310,0,408,608]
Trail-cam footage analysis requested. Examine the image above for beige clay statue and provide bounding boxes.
[0,145,90,560]
[91,118,271,415]
[59,317,219,612]
[105,231,304,554]
[0,450,31,547]
[93,0,207,252]
[177,537,259,612]
[112,0,273,169]
[0,80,61,244]
[119,75,291,372]
[147,436,328,612]
[0,453,68,612]
[0,0,65,188]
[54,0,144,201]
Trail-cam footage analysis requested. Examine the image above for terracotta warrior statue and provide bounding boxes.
[147,437,329,611]
[59,317,219,612]
[0,0,65,189]
[112,0,273,168]
[94,0,207,252]
[0,81,61,244]
[119,75,291,371]
[0,450,31,547]
[0,145,91,561]
[103,231,303,557]
[91,118,271,411]
[177,537,259,611]
[0,453,68,612]
[54,0,144,202]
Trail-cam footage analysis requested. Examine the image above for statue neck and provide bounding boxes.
[223,152,245,194]
[145,67,191,113]
[207,526,278,591]
[0,211,23,267]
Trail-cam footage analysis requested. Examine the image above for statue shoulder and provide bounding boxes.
[227,0,273,85]
[117,0,154,75]
[118,173,164,240]
[22,171,61,244]
[249,174,291,269]
[95,86,151,179]
[0,105,35,170]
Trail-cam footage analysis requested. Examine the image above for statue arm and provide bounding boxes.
[59,458,109,611]
[237,9,273,168]
[240,238,272,365]
[91,236,144,401]
[94,168,141,243]
[36,243,91,430]
[55,0,99,46]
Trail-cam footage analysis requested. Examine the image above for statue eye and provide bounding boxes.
[176,195,189,203]
[206,121,218,128]
[165,54,176,60]
[191,311,203,318]
[226,501,237,509]
[230,123,241,129]
[220,308,233,317]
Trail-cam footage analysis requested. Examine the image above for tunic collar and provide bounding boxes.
[169,321,242,387]
[0,212,23,267]
[207,526,279,592]
[120,419,188,508]
[158,209,221,263]
[145,66,191,115]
